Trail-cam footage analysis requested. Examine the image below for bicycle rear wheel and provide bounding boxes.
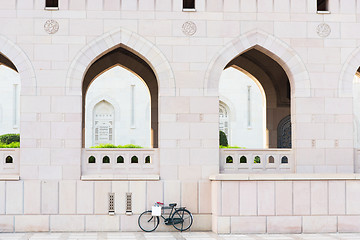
[138,210,160,232]
[171,208,193,231]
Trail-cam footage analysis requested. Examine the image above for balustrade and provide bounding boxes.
[220,148,293,173]
[0,148,19,177]
[82,148,159,178]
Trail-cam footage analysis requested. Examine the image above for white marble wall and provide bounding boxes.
[0,0,358,233]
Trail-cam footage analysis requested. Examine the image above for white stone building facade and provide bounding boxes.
[1,0,360,234]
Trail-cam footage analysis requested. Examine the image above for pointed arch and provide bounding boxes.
[66,28,175,97]
[86,95,121,124]
[0,35,36,95]
[92,100,115,146]
[204,30,310,98]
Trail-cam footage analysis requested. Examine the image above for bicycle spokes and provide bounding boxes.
[171,209,193,232]
[138,210,159,232]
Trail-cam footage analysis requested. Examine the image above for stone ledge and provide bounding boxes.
[81,174,160,181]
[209,173,360,181]
[0,175,20,181]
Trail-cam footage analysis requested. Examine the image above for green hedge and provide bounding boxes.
[0,134,20,144]
[91,144,143,148]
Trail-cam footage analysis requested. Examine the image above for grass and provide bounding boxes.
[91,143,143,148]
[0,142,20,148]
[220,145,245,149]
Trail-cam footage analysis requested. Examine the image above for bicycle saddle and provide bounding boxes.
[169,203,177,207]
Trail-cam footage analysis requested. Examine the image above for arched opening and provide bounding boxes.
[219,47,291,149]
[82,46,158,148]
[219,68,266,148]
[0,53,20,145]
[84,66,151,148]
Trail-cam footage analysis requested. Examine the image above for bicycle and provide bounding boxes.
[138,202,193,232]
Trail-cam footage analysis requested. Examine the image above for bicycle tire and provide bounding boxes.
[138,210,160,232]
[171,208,193,232]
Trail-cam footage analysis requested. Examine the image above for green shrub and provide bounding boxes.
[0,134,20,144]
[0,142,20,148]
[91,144,143,148]
[122,144,143,148]
[219,131,228,147]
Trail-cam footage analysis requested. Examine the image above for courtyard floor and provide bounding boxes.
[1,232,360,240]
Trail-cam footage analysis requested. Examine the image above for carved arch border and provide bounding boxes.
[339,46,360,97]
[66,28,175,97]
[204,30,310,98]
[0,35,36,95]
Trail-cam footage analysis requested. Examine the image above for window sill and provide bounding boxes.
[44,7,59,11]
[81,174,160,181]
[182,8,196,12]
[316,10,330,14]
[0,175,20,181]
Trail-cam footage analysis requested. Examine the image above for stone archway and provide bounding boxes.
[66,28,174,148]
[205,30,310,149]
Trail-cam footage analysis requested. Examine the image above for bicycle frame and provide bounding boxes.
[159,205,178,225]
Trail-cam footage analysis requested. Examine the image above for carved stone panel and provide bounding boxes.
[277,115,291,148]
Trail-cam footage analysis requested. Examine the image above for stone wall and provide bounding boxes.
[0,179,211,232]
[211,175,360,233]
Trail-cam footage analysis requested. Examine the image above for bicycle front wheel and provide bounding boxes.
[138,210,160,232]
[171,208,193,231]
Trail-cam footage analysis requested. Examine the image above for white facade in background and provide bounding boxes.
[0,65,20,135]
[85,66,151,148]
[219,67,265,148]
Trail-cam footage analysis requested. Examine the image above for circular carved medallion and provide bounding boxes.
[316,23,331,38]
[182,21,197,36]
[44,19,59,34]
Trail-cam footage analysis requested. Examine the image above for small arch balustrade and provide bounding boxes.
[82,148,158,176]
[0,149,19,176]
[220,148,293,173]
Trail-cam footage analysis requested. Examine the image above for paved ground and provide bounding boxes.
[1,232,360,240]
